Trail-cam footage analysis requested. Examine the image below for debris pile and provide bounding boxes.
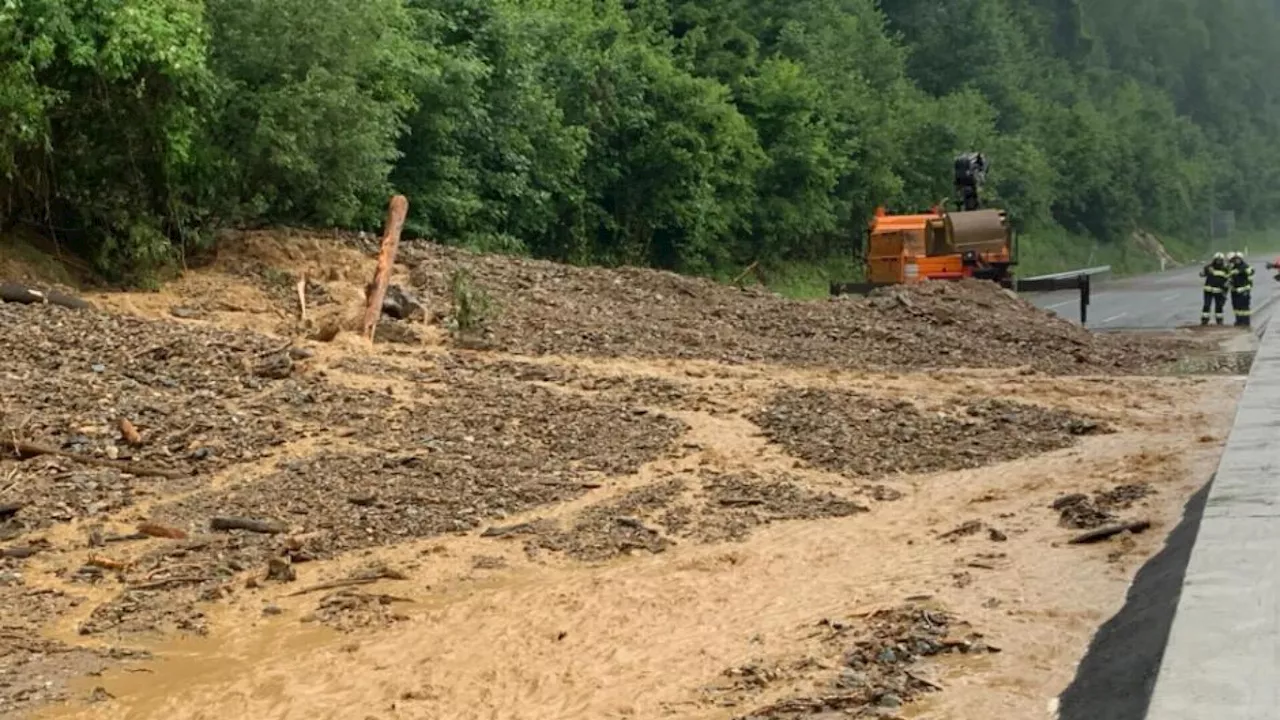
[1053,483,1156,530]
[308,589,411,632]
[514,472,868,561]
[728,604,996,718]
[752,390,1110,478]
[0,302,400,530]
[525,481,684,561]
[391,240,1191,374]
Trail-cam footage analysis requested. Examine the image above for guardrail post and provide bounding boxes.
[1080,273,1090,325]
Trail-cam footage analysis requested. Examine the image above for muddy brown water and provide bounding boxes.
[31,382,1234,720]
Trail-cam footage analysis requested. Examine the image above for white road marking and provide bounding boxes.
[1100,312,1128,324]
[1162,293,1181,304]
[1047,300,1073,309]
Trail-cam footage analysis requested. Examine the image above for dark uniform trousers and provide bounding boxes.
[1230,264,1255,326]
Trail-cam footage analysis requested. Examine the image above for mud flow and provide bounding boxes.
[0,232,1245,719]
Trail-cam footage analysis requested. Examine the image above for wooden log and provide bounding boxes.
[361,195,409,343]
[210,516,287,534]
[0,282,92,310]
[1,545,40,559]
[296,272,308,322]
[1068,519,1151,545]
[137,522,187,540]
[5,439,184,479]
[117,418,142,447]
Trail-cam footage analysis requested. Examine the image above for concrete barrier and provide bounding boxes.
[1144,319,1280,718]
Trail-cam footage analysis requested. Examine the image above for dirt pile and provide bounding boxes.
[1053,483,1156,530]
[391,240,1188,374]
[714,604,996,718]
[751,389,1110,478]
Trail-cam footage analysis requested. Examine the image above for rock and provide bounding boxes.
[382,285,425,321]
[169,306,201,319]
[266,558,296,583]
[253,354,293,379]
[878,693,903,708]
[262,605,283,616]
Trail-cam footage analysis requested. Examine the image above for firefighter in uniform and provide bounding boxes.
[1200,252,1229,325]
[1228,252,1255,326]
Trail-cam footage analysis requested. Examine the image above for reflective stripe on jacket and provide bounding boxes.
[1231,264,1255,293]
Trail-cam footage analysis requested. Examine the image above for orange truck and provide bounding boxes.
[831,152,1017,295]
[863,205,1015,286]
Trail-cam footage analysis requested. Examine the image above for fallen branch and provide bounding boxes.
[285,568,408,598]
[1068,520,1152,545]
[210,516,286,534]
[717,497,765,508]
[103,533,150,543]
[0,502,22,520]
[0,545,39,559]
[5,439,185,479]
[361,195,409,343]
[126,576,209,591]
[296,272,308,322]
[87,555,129,571]
[137,522,187,540]
[906,669,945,691]
[0,282,92,310]
[730,260,759,286]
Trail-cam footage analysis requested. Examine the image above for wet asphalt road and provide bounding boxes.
[1024,256,1278,329]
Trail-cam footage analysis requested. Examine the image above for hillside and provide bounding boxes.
[0,235,1244,719]
[2,0,1280,286]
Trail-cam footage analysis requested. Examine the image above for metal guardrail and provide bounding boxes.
[1019,265,1112,282]
[1014,266,1111,325]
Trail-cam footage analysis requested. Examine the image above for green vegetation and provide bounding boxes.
[447,266,492,335]
[2,0,1279,288]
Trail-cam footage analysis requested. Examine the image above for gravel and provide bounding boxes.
[397,242,1193,374]
[751,390,1111,478]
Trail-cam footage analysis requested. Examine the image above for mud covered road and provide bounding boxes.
[0,232,1251,720]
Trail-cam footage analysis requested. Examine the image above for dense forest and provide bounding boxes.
[2,0,1279,287]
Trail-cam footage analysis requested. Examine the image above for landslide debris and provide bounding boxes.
[517,471,868,561]
[711,604,995,718]
[751,390,1110,478]
[1053,483,1156,530]
[0,302,399,531]
[396,241,1189,374]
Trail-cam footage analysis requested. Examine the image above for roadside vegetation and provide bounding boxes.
[2,0,1280,290]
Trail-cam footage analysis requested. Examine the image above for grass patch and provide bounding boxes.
[712,256,862,299]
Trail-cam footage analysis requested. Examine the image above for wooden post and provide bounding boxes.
[362,195,409,343]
